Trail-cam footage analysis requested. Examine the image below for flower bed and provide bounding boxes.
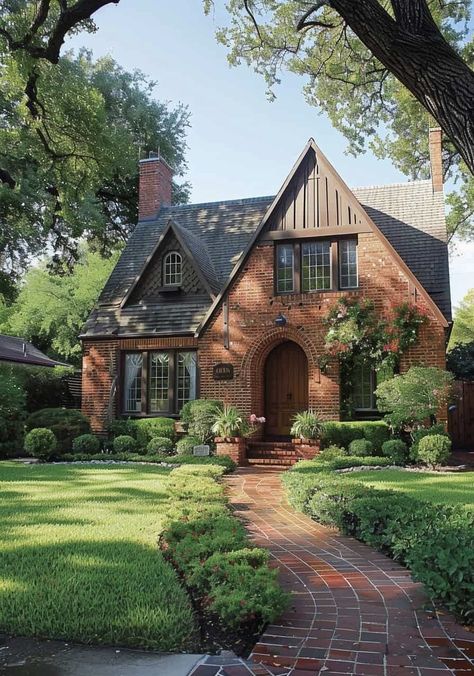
[283,457,474,621]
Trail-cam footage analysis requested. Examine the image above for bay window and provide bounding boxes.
[122,349,197,415]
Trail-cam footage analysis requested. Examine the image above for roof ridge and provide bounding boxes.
[352,179,432,191]
[168,195,275,210]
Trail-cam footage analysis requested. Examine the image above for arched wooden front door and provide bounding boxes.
[264,341,308,439]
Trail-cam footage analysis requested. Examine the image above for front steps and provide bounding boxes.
[246,442,301,466]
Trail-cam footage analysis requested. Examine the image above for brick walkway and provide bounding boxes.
[190,467,473,676]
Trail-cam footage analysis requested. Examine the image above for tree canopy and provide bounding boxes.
[207,0,474,241]
[449,288,474,346]
[0,246,119,364]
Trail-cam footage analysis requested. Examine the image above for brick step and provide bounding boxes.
[247,448,299,458]
[247,457,297,466]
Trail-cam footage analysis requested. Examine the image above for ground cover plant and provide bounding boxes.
[283,458,474,620]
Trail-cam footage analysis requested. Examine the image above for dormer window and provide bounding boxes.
[164,251,182,286]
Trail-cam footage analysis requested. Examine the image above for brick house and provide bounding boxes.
[81,133,451,440]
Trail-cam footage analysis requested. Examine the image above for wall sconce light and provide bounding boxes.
[275,313,287,327]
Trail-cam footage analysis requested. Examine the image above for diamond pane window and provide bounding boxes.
[301,241,331,291]
[177,352,197,411]
[124,353,143,413]
[149,352,170,413]
[339,240,358,289]
[276,244,294,293]
[164,251,182,286]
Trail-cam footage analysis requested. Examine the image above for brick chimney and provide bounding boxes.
[138,152,173,220]
[429,127,443,192]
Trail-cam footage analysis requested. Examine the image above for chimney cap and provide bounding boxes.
[139,152,174,172]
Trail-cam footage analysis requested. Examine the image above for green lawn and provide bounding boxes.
[0,462,198,650]
[351,468,474,506]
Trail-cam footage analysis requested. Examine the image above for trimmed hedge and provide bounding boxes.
[24,428,57,461]
[72,434,101,455]
[113,435,138,453]
[134,418,176,448]
[348,439,373,456]
[283,459,474,620]
[160,468,288,633]
[320,421,390,451]
[25,408,90,454]
[147,437,174,455]
[59,452,237,473]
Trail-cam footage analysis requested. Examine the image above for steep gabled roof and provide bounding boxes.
[0,334,69,367]
[81,141,451,339]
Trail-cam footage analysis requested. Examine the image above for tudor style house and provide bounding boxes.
[81,132,451,439]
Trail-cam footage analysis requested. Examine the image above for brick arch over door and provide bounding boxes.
[239,326,324,427]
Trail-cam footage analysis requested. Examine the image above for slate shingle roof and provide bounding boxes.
[82,182,450,337]
[0,334,69,367]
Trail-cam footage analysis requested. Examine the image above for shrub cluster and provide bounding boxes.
[320,421,390,451]
[134,418,176,448]
[161,465,288,632]
[180,399,223,444]
[283,459,473,620]
[25,408,90,454]
[60,451,237,473]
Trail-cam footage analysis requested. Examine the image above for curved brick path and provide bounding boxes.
[191,467,474,676]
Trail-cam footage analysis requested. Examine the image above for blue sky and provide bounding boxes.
[67,0,473,309]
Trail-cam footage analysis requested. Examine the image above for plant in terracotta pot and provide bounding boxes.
[290,411,323,459]
[212,405,249,465]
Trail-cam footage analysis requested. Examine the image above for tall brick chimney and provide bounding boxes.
[138,152,173,220]
[429,127,443,192]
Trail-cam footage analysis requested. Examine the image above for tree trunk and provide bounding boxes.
[329,0,474,175]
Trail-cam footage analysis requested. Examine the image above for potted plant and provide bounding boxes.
[212,405,249,465]
[290,410,323,459]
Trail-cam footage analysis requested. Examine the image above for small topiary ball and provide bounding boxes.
[113,434,138,454]
[24,428,57,461]
[348,438,374,457]
[72,434,101,455]
[381,439,408,464]
[147,436,174,455]
[417,434,451,468]
[176,435,201,456]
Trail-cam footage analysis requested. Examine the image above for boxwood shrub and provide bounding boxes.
[320,421,390,451]
[348,438,374,456]
[176,435,201,456]
[134,418,175,449]
[113,435,138,453]
[72,434,101,455]
[282,458,474,620]
[25,408,90,454]
[24,427,57,461]
[381,439,408,464]
[147,437,174,455]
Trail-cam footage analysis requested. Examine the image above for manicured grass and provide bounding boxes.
[0,462,198,650]
[350,468,474,506]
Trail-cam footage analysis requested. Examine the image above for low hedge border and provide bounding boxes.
[282,458,474,621]
[60,452,237,473]
[160,463,289,653]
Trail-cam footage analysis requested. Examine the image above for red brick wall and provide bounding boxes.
[198,232,447,422]
[138,157,173,220]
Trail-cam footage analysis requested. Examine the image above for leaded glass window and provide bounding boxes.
[177,352,197,411]
[124,353,143,413]
[164,251,182,286]
[352,361,374,410]
[149,352,170,412]
[301,241,331,291]
[339,239,358,289]
[276,244,294,293]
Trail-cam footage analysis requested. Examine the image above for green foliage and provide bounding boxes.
[381,439,408,464]
[61,452,237,473]
[180,399,224,444]
[375,367,454,430]
[107,418,137,439]
[447,341,474,380]
[147,437,174,455]
[0,364,26,456]
[113,435,138,454]
[24,428,57,460]
[348,439,374,456]
[134,418,176,449]
[320,421,390,450]
[0,45,190,278]
[210,1,474,242]
[25,407,90,454]
[283,460,474,619]
[176,435,201,456]
[211,405,248,438]
[410,424,448,461]
[417,435,452,468]
[290,410,323,440]
[317,445,347,461]
[449,288,474,346]
[1,249,119,364]
[72,434,101,455]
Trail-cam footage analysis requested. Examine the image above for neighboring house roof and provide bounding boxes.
[82,151,451,339]
[0,334,69,368]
